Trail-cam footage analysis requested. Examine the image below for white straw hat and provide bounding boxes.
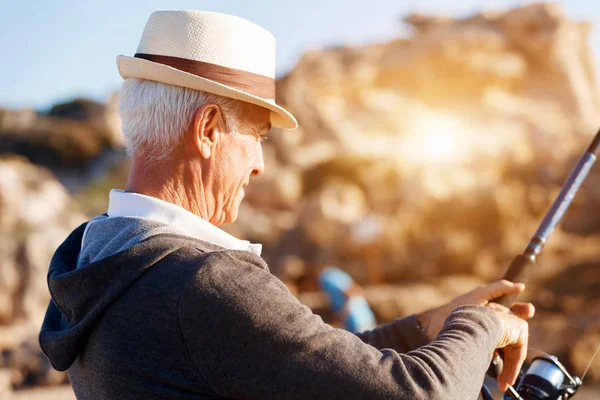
[117,10,297,129]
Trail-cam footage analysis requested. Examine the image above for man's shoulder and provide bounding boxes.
[172,242,269,284]
[148,234,270,285]
[175,241,297,340]
[173,242,281,305]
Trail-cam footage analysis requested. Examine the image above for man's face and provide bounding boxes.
[210,102,270,224]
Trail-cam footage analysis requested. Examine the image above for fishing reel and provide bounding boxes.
[507,355,582,400]
[482,354,582,400]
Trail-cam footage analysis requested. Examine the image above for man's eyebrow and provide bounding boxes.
[248,122,272,137]
[257,122,272,135]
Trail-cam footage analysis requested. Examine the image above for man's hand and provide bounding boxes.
[417,280,535,341]
[487,302,529,391]
[416,280,535,390]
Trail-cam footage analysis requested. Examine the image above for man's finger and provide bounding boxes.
[497,344,527,393]
[486,302,511,313]
[509,302,535,319]
[476,280,525,302]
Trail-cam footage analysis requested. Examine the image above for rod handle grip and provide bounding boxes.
[486,254,535,380]
[494,254,534,307]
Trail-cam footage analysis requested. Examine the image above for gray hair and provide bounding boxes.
[118,78,241,161]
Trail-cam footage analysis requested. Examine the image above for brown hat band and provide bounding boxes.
[134,53,275,100]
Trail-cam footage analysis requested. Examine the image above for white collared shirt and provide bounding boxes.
[102,189,262,256]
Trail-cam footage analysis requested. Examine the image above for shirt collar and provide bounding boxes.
[107,189,262,256]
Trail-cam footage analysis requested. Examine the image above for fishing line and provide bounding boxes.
[580,342,600,382]
[529,338,600,383]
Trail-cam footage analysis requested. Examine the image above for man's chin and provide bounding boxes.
[222,207,240,224]
[223,215,238,224]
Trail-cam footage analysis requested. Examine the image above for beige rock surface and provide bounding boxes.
[0,157,85,390]
[0,98,124,192]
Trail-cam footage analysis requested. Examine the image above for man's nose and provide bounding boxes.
[251,144,265,177]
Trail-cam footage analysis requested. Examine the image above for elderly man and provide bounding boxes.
[40,10,534,400]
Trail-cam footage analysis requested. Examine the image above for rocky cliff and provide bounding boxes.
[0,96,123,192]
[0,157,85,392]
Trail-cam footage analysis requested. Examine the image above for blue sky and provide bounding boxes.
[0,0,597,110]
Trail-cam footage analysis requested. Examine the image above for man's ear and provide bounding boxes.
[192,104,224,159]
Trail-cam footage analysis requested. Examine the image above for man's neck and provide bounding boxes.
[125,156,214,223]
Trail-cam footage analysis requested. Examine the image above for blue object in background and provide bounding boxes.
[319,267,377,333]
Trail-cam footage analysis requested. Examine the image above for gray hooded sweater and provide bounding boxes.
[39,216,502,399]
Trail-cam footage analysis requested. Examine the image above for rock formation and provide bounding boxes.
[0,96,123,191]
[0,157,85,391]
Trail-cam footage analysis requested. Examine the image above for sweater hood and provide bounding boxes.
[38,220,197,371]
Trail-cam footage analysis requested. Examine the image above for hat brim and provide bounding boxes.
[116,55,298,130]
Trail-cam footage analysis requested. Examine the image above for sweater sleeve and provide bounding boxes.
[355,314,430,353]
[178,250,502,400]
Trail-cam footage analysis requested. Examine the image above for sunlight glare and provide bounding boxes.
[399,112,472,167]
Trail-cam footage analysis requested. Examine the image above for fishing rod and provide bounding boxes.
[481,129,600,400]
